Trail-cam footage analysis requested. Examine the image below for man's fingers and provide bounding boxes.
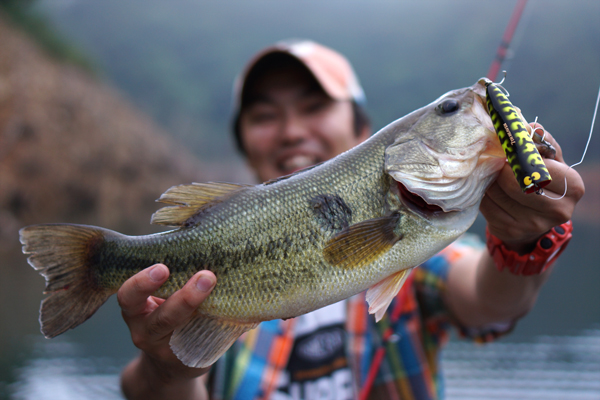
[491,160,570,210]
[542,159,585,200]
[485,165,531,211]
[118,264,170,318]
[144,271,217,340]
[530,124,564,161]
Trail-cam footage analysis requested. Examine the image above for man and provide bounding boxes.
[119,40,584,399]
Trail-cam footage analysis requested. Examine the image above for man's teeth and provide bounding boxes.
[281,155,316,171]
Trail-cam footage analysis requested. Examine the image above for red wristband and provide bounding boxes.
[486,220,573,276]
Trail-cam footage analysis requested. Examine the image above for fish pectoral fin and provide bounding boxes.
[366,268,413,322]
[323,212,403,269]
[151,182,251,226]
[170,314,259,368]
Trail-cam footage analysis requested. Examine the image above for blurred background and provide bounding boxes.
[0,0,598,398]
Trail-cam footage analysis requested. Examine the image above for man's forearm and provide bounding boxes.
[473,249,551,322]
[446,247,552,328]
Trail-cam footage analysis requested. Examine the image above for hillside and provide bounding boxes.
[0,13,205,253]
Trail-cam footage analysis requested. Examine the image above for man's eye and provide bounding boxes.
[249,111,277,123]
[303,99,328,114]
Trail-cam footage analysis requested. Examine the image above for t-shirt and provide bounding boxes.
[273,301,354,400]
[208,236,510,400]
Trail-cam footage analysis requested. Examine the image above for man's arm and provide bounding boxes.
[445,131,584,328]
[118,264,216,400]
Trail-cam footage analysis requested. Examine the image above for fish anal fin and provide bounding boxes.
[366,268,413,322]
[170,314,259,368]
[151,182,251,226]
[323,213,402,269]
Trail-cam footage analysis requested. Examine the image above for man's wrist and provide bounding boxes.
[121,353,208,400]
[486,220,573,276]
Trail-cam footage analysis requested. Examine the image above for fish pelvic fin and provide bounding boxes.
[170,314,259,368]
[323,212,403,269]
[151,182,251,227]
[19,224,117,338]
[366,268,413,322]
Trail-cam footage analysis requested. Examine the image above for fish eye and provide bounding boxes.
[437,99,460,115]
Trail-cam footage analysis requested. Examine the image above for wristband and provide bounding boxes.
[486,220,573,276]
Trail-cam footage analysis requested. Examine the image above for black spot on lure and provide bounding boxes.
[483,78,552,194]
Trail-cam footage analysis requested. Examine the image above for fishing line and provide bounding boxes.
[570,82,599,169]
[539,81,600,200]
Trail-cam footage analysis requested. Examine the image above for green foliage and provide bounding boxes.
[0,0,95,73]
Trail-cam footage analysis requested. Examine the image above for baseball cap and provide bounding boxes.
[231,39,366,152]
[233,39,366,109]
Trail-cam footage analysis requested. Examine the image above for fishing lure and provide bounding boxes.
[483,77,552,194]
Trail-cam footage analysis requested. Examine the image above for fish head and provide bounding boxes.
[385,79,506,221]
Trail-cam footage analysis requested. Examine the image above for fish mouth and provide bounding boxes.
[473,92,496,136]
[396,181,446,216]
[385,80,507,216]
[389,100,504,213]
[389,134,502,215]
[392,145,506,215]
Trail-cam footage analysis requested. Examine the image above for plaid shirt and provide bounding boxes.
[209,236,506,400]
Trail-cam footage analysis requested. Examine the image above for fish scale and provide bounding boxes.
[20,79,513,368]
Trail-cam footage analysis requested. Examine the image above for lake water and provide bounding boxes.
[443,328,600,399]
[2,222,599,400]
[3,327,600,399]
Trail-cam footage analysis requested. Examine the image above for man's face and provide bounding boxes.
[239,64,369,182]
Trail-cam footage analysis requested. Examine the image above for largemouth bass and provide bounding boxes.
[21,79,508,368]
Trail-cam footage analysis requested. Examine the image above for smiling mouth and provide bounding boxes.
[397,181,445,214]
[278,154,319,174]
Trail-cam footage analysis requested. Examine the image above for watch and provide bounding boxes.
[486,220,573,276]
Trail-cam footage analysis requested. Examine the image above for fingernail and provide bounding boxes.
[149,265,167,282]
[196,274,215,292]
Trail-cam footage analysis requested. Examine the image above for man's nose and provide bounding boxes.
[279,112,310,144]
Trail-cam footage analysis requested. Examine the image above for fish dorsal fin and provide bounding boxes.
[170,314,259,368]
[323,212,403,269]
[151,182,251,226]
[366,268,413,322]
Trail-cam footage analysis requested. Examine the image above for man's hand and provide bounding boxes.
[446,127,584,329]
[118,264,216,400]
[480,129,584,252]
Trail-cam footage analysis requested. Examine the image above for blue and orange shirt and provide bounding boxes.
[208,236,509,400]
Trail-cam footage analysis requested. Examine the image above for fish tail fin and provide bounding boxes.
[170,314,259,368]
[19,224,117,338]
